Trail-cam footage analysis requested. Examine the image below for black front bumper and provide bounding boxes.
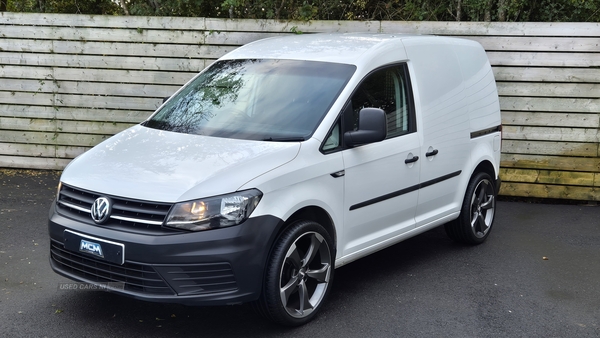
[48,205,284,306]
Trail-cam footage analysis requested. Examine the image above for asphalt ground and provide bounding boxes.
[1,169,599,337]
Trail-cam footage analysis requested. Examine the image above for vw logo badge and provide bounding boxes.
[91,197,111,224]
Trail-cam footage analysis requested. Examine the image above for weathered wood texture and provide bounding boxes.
[1,13,599,200]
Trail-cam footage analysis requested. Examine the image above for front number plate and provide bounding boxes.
[64,230,125,265]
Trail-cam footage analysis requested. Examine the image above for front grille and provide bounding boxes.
[51,242,239,296]
[57,184,172,229]
[155,263,238,296]
[51,241,174,295]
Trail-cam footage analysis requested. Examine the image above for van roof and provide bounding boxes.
[220,33,433,65]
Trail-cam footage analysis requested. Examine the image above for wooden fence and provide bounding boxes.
[0,13,599,201]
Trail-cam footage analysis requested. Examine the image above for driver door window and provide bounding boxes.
[350,65,413,138]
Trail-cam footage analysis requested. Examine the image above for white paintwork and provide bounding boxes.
[59,33,501,268]
[340,133,421,256]
[221,33,412,64]
[401,37,502,228]
[61,125,300,202]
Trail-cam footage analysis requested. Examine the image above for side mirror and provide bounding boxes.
[344,108,387,147]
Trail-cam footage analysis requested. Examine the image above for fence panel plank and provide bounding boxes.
[0,78,180,97]
[465,36,600,52]
[0,143,89,158]
[500,154,600,172]
[488,52,600,67]
[493,67,600,83]
[0,39,236,59]
[502,111,600,128]
[379,21,600,36]
[0,155,71,170]
[0,130,110,147]
[500,168,598,186]
[0,25,206,44]
[0,117,134,135]
[502,140,599,157]
[503,126,599,143]
[52,68,196,85]
[497,82,600,98]
[0,105,150,123]
[0,52,208,72]
[0,91,55,106]
[0,12,209,30]
[55,94,161,110]
[500,97,600,113]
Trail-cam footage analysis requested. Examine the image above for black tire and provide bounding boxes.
[253,220,334,326]
[445,171,497,245]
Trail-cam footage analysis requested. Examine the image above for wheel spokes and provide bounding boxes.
[286,243,303,270]
[470,180,495,237]
[470,207,479,227]
[280,274,301,307]
[278,230,332,319]
[306,263,330,283]
[481,194,494,210]
[476,211,487,234]
[301,234,322,268]
[297,279,313,315]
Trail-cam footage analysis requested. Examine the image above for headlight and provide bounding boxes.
[165,189,262,231]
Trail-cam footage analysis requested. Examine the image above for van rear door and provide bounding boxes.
[403,40,471,226]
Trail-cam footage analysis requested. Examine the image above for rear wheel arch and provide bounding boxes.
[472,160,497,182]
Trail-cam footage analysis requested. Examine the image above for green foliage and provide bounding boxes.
[7,0,120,14]
[462,0,490,21]
[297,2,318,20]
[535,0,600,22]
[128,0,216,17]
[4,0,600,21]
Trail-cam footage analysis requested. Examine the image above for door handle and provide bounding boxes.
[405,156,419,164]
[426,149,439,157]
[330,170,345,178]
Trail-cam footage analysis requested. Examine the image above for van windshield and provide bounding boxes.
[144,59,356,141]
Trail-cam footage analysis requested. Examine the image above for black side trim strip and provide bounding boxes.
[350,184,420,211]
[349,170,462,211]
[471,125,502,139]
[419,170,462,190]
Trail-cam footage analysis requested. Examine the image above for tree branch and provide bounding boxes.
[119,0,130,15]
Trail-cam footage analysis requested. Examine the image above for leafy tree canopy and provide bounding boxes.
[4,0,600,22]
[6,0,120,14]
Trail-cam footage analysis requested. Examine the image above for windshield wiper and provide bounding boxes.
[262,136,305,142]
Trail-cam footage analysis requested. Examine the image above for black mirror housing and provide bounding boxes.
[344,108,387,147]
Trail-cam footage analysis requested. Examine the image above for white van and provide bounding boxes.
[48,33,502,326]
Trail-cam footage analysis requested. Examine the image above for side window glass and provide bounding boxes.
[322,119,341,152]
[350,65,412,139]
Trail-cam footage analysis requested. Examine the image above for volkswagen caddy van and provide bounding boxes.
[48,33,502,326]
